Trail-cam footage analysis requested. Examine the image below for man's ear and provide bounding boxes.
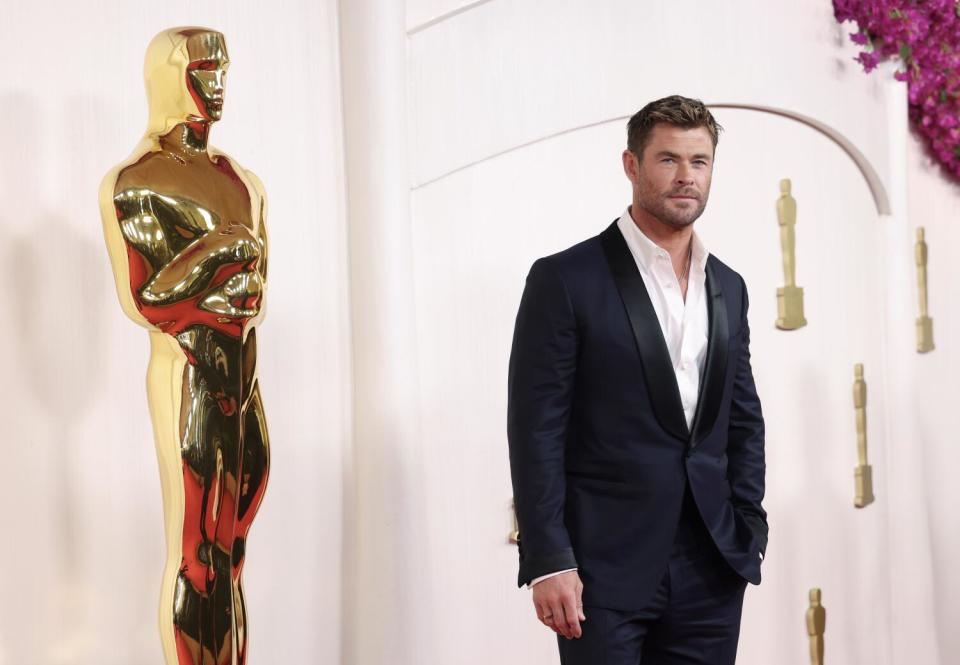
[622,149,638,185]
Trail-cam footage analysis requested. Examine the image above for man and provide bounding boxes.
[507,95,767,664]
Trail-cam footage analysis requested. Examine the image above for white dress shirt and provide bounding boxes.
[529,207,711,588]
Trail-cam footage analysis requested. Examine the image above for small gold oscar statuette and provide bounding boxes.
[509,498,520,544]
[853,363,874,508]
[776,179,808,330]
[915,227,935,353]
[806,588,826,665]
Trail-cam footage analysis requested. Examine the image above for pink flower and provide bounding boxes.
[857,51,881,71]
[836,0,960,182]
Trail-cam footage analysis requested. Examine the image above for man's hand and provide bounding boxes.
[532,570,585,639]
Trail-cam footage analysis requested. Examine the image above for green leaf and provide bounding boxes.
[941,88,949,103]
[953,145,960,160]
[900,43,912,61]
[956,2,960,19]
[889,8,902,19]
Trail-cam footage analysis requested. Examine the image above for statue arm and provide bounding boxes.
[100,173,154,329]
[245,169,268,282]
[114,189,175,266]
[141,226,260,306]
[114,189,260,307]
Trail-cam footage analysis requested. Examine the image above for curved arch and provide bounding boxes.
[412,104,891,216]
[408,0,497,35]
[708,103,890,214]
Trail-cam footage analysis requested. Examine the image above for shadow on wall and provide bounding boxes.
[0,90,114,662]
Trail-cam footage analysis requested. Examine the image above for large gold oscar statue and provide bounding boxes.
[99,27,270,665]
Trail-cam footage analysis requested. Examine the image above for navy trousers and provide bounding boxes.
[558,488,748,665]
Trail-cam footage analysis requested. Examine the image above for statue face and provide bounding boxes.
[185,32,230,121]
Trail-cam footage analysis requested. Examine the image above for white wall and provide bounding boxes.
[0,1,954,664]
[905,131,960,663]
[0,2,349,663]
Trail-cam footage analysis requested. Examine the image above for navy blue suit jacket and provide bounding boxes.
[507,221,768,612]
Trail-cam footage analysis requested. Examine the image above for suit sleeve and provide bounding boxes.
[726,276,769,555]
[507,257,579,587]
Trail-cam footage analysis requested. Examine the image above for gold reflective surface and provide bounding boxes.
[508,498,520,544]
[806,588,826,665]
[915,227,934,353]
[775,178,807,330]
[852,363,874,509]
[100,27,269,665]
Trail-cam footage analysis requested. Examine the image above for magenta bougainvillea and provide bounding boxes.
[833,1,960,180]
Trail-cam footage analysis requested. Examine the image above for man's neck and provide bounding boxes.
[628,204,693,262]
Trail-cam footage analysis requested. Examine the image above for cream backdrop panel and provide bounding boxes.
[407,0,942,664]
[406,0,893,189]
[0,1,955,664]
[0,1,349,663]
[905,133,960,663]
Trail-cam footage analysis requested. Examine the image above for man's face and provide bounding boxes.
[185,33,229,121]
[623,124,715,229]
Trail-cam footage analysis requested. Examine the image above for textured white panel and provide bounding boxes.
[408,0,895,193]
[406,0,492,32]
[905,133,960,664]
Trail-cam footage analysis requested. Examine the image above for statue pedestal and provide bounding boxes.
[776,285,807,330]
[916,315,934,353]
[854,464,874,508]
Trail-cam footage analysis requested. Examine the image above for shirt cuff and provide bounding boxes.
[527,568,578,589]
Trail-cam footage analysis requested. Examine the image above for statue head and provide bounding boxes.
[143,27,229,137]
[809,588,821,605]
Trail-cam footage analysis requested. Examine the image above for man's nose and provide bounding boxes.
[675,164,694,185]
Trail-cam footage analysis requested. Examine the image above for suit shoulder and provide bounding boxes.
[707,253,745,288]
[533,232,605,278]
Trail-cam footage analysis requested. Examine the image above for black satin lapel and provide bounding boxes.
[600,223,689,442]
[690,258,729,448]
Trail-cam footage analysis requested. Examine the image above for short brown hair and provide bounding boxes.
[627,95,722,158]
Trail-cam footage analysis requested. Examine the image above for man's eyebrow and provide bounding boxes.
[654,150,712,160]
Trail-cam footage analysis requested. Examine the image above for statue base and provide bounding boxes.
[916,316,934,353]
[776,286,807,330]
[854,464,874,508]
